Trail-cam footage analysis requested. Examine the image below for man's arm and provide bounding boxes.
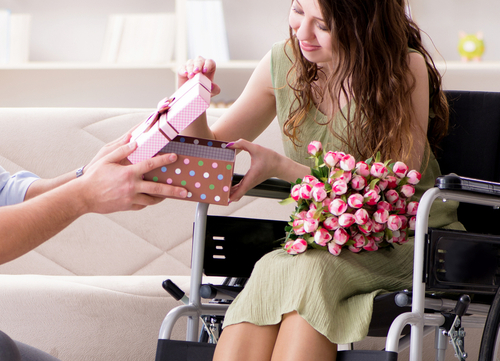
[0,141,187,265]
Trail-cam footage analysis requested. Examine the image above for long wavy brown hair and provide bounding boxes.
[283,0,448,165]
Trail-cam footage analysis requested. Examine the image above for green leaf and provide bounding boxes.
[279,197,296,206]
[369,178,380,189]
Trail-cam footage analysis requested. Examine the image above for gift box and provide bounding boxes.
[127,73,211,164]
[144,136,235,205]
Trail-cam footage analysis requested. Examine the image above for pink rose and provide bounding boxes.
[322,197,333,208]
[393,161,409,178]
[340,154,356,171]
[406,201,418,216]
[363,238,379,252]
[328,241,342,256]
[333,228,349,245]
[398,215,408,229]
[386,175,400,189]
[307,141,322,156]
[312,182,328,202]
[293,219,306,235]
[398,230,409,244]
[339,213,356,227]
[378,179,388,191]
[370,162,389,178]
[395,199,407,215]
[297,211,308,220]
[302,175,319,185]
[358,219,374,235]
[400,184,415,198]
[287,238,308,254]
[348,193,364,208]
[377,201,392,211]
[285,240,295,254]
[304,218,319,233]
[324,151,339,167]
[352,233,366,248]
[348,246,363,253]
[328,199,348,216]
[355,161,370,177]
[323,216,340,231]
[373,208,389,224]
[299,184,313,200]
[351,175,367,191]
[385,189,399,204]
[337,171,352,183]
[406,170,421,185]
[372,221,385,233]
[408,216,416,230]
[364,189,380,206]
[387,214,402,231]
[291,184,301,201]
[332,179,348,195]
[354,208,370,225]
[314,228,332,246]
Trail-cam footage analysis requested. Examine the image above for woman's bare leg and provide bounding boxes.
[213,322,280,361]
[271,311,337,361]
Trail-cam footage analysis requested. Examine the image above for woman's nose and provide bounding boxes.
[295,20,313,41]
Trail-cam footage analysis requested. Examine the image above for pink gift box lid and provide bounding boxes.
[127,73,211,164]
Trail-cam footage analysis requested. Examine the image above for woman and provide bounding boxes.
[180,0,462,360]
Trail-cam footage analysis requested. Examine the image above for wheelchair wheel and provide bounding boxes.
[479,287,500,361]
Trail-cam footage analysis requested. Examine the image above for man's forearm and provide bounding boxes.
[0,179,87,265]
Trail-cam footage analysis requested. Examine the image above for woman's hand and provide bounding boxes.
[178,56,221,97]
[227,139,309,203]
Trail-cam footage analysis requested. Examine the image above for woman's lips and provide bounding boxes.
[300,42,321,52]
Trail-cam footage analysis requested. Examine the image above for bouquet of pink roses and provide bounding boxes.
[280,141,422,256]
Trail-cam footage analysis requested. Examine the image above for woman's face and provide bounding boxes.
[289,0,334,65]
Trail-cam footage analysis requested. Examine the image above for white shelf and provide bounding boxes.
[435,61,500,71]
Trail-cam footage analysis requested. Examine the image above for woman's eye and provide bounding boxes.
[318,23,329,31]
[292,6,304,15]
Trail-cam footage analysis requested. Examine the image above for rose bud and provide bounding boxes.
[364,189,380,206]
[378,179,388,191]
[409,216,416,230]
[323,216,340,231]
[355,161,370,177]
[387,214,403,231]
[398,230,409,244]
[324,151,339,167]
[314,228,332,246]
[395,199,407,215]
[377,201,392,211]
[322,197,333,208]
[406,170,422,185]
[351,175,367,191]
[340,154,356,171]
[307,141,323,156]
[358,219,374,235]
[348,193,364,209]
[363,240,379,252]
[291,184,302,201]
[328,241,342,256]
[328,198,348,216]
[354,208,370,225]
[386,175,400,189]
[304,218,319,233]
[302,175,319,185]
[373,208,389,224]
[312,182,328,202]
[332,179,348,195]
[339,213,356,227]
[393,161,409,178]
[385,189,399,204]
[406,201,418,216]
[400,184,415,198]
[299,184,313,200]
[291,238,308,254]
[352,233,367,248]
[333,228,349,245]
[338,171,352,183]
[372,221,385,233]
[285,240,296,254]
[293,219,306,235]
[348,246,363,253]
[370,162,389,178]
[398,215,408,229]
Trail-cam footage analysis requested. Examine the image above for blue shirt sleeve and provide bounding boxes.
[0,166,40,206]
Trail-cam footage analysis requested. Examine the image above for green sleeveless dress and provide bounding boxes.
[222,41,464,344]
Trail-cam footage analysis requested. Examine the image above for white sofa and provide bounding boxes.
[0,107,483,360]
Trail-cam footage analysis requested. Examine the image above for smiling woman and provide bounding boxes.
[176,0,455,360]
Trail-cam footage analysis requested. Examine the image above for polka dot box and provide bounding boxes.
[144,136,235,205]
[127,73,211,165]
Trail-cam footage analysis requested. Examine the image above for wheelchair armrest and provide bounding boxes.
[232,174,291,200]
[435,174,500,197]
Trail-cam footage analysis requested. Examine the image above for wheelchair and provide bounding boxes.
[155,90,500,361]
